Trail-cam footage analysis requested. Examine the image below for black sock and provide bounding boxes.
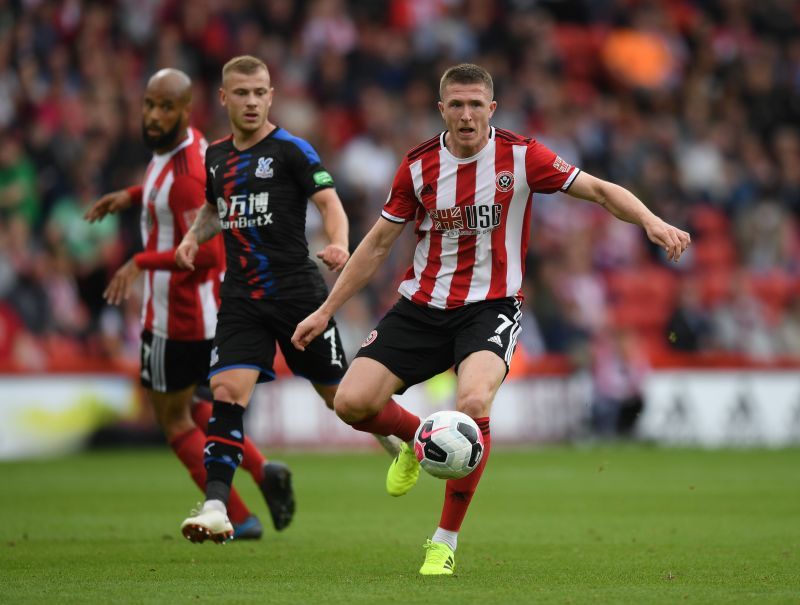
[206,479,232,505]
[203,400,245,505]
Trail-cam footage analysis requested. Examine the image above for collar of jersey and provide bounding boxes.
[439,126,495,164]
[231,125,279,152]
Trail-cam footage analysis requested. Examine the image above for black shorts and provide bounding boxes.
[140,330,212,393]
[355,297,521,392]
[210,296,347,385]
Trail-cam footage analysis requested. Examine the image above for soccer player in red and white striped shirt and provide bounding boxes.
[292,63,691,575]
[85,69,287,541]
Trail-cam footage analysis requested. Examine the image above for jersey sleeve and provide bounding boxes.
[286,141,335,198]
[169,174,206,234]
[126,185,143,205]
[135,175,221,271]
[525,140,581,193]
[380,157,417,223]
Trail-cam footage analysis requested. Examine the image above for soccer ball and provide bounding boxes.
[414,410,484,480]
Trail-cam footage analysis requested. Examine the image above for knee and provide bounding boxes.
[333,389,377,424]
[211,381,240,405]
[457,391,492,419]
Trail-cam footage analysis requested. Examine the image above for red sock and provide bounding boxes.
[351,399,420,442]
[191,399,266,483]
[169,427,252,525]
[438,417,491,532]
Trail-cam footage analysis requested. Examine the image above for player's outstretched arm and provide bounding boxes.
[176,204,221,270]
[310,188,350,272]
[84,189,134,223]
[567,171,691,262]
[291,217,405,351]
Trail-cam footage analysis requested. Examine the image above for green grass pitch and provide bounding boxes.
[1,445,798,604]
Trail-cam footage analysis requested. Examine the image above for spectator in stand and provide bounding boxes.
[516,278,547,358]
[591,324,650,438]
[556,228,607,335]
[710,271,777,360]
[0,132,39,233]
[0,301,25,363]
[302,0,358,60]
[666,277,712,352]
[735,199,794,272]
[337,86,400,239]
[45,175,120,331]
[527,256,591,360]
[777,297,800,357]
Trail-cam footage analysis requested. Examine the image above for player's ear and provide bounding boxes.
[182,101,192,124]
[437,100,445,118]
[488,100,497,119]
[218,87,226,107]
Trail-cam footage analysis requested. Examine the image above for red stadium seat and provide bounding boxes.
[609,299,672,331]
[690,205,731,237]
[604,267,679,351]
[747,271,796,322]
[691,235,737,271]
[698,269,734,307]
[605,266,679,306]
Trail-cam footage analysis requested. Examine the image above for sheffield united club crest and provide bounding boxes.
[495,171,514,192]
[361,330,378,347]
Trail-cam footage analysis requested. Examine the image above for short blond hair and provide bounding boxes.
[439,63,493,99]
[222,55,269,82]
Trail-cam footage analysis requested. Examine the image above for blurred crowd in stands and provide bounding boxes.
[1,0,800,422]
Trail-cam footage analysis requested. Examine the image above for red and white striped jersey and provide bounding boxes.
[137,127,223,340]
[381,127,580,309]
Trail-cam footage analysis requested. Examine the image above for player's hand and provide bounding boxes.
[84,190,132,223]
[316,244,349,272]
[291,309,331,351]
[103,259,142,306]
[643,218,691,263]
[175,234,199,271]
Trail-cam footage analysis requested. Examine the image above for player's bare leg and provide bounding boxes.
[314,382,402,457]
[372,434,402,457]
[151,386,197,443]
[333,358,405,423]
[333,358,421,495]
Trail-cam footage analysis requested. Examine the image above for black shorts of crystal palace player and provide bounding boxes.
[355,296,521,393]
[209,296,348,385]
[140,329,213,393]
